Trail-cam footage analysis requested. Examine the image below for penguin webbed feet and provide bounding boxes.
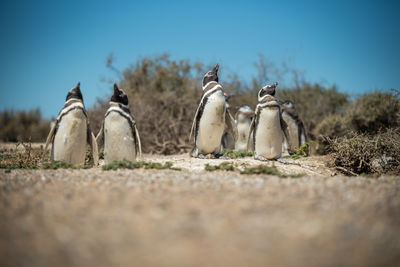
[254,155,270,161]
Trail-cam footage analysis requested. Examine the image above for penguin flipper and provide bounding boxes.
[87,123,99,166]
[225,110,238,141]
[189,101,203,142]
[95,124,105,150]
[90,132,99,166]
[247,116,256,152]
[280,115,294,155]
[133,124,142,160]
[43,120,57,160]
[299,122,307,145]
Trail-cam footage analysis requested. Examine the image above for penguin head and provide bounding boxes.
[258,82,278,100]
[236,105,254,122]
[282,99,295,110]
[66,82,83,102]
[110,83,129,106]
[202,64,219,87]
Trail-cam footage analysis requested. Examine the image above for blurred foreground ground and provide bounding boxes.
[1,154,400,267]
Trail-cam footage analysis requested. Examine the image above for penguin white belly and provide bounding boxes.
[255,107,283,159]
[196,91,226,154]
[282,112,299,149]
[53,109,87,164]
[104,112,136,164]
[235,120,252,151]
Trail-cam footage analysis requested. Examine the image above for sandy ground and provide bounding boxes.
[1,154,400,267]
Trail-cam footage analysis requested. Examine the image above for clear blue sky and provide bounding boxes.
[0,0,399,118]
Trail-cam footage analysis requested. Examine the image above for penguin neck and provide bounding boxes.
[258,94,276,103]
[283,108,300,121]
[202,81,222,98]
[64,98,83,108]
[109,101,131,114]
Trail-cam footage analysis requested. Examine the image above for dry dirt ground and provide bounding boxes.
[1,153,400,267]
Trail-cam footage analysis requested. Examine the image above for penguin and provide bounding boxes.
[281,99,307,152]
[221,94,237,150]
[189,64,236,157]
[44,82,98,165]
[248,82,293,161]
[96,83,142,164]
[234,105,254,151]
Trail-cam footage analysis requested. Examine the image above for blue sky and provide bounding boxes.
[0,0,399,118]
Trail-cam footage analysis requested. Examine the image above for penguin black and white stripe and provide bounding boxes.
[190,64,235,157]
[248,82,293,160]
[44,82,98,165]
[281,99,307,152]
[96,83,142,164]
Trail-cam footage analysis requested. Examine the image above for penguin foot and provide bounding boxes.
[197,154,216,159]
[277,158,301,166]
[215,153,230,160]
[255,155,269,161]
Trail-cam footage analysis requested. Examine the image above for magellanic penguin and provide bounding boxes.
[44,83,98,165]
[248,82,294,161]
[235,105,254,151]
[189,64,236,157]
[281,99,307,152]
[96,83,142,164]
[221,94,237,150]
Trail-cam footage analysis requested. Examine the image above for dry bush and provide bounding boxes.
[328,128,400,175]
[277,83,348,140]
[0,142,47,169]
[346,90,400,133]
[87,99,108,137]
[0,109,50,142]
[90,55,207,154]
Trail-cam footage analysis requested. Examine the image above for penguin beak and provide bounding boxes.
[213,64,219,73]
[69,82,81,94]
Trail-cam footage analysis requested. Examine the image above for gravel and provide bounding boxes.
[1,156,399,267]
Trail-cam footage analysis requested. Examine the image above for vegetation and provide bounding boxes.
[0,109,50,142]
[205,162,236,171]
[328,128,400,175]
[1,54,399,176]
[283,143,311,160]
[0,143,44,169]
[102,160,181,171]
[204,161,303,178]
[221,149,254,158]
[240,165,304,178]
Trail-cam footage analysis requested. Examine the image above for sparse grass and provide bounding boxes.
[205,162,236,171]
[102,160,181,171]
[41,161,92,170]
[284,143,311,160]
[0,142,43,169]
[205,161,303,178]
[241,165,304,178]
[221,149,254,158]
